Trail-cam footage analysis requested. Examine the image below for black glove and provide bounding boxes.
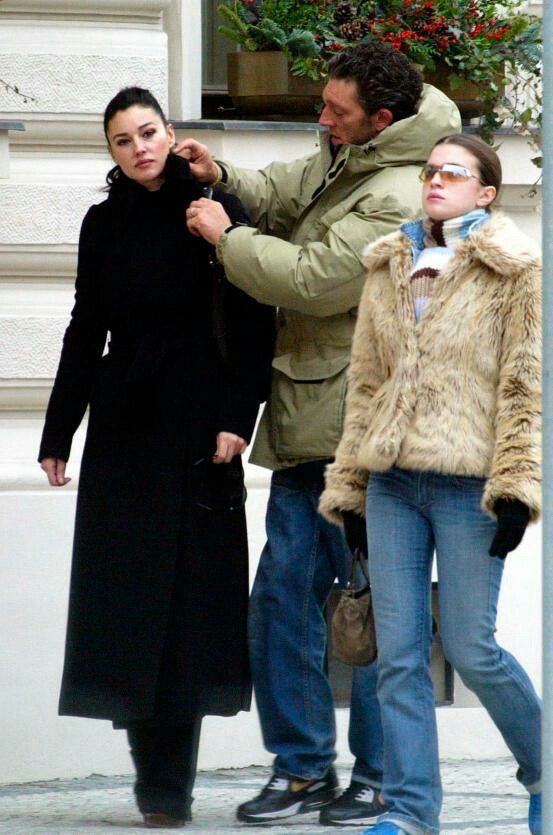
[342,510,368,557]
[488,498,530,559]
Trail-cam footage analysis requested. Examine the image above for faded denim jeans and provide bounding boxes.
[365,468,541,835]
[248,461,383,785]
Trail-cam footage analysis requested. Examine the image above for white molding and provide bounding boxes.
[0,246,76,278]
[0,0,170,21]
[0,24,168,54]
[0,379,52,412]
[8,115,108,152]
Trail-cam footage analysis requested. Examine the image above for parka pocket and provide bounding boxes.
[270,354,350,460]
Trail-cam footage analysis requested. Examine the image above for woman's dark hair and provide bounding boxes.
[433,134,502,200]
[103,87,169,188]
[103,86,167,141]
[327,42,423,123]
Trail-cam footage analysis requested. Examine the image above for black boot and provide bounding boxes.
[126,718,202,823]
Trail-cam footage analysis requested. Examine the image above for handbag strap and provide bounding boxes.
[347,547,371,590]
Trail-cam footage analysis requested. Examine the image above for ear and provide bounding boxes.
[166,122,176,147]
[374,108,394,132]
[476,184,497,208]
[107,141,116,162]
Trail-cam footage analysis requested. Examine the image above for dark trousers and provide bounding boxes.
[126,718,202,820]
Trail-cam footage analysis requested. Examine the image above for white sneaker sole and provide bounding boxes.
[237,794,337,823]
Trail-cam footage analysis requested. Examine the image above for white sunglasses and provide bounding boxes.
[419,162,483,184]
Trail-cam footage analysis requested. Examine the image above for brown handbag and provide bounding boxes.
[331,547,377,666]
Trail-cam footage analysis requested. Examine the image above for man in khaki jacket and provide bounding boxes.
[183,42,461,827]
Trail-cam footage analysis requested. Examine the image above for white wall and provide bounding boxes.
[0,0,543,783]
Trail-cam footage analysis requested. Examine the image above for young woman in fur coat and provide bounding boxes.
[38,87,274,828]
[320,135,542,835]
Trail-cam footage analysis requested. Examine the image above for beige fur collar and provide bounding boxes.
[362,212,540,280]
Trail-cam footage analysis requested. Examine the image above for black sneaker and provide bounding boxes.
[319,779,388,826]
[236,768,340,823]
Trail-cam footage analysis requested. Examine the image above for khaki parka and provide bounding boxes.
[215,84,461,469]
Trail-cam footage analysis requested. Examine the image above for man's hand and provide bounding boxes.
[40,457,71,487]
[172,139,220,184]
[213,432,247,464]
[186,198,232,245]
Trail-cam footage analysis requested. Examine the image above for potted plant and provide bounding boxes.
[219,0,327,115]
[218,0,542,164]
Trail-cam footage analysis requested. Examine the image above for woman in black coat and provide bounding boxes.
[39,86,274,828]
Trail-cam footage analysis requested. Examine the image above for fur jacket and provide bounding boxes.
[319,212,542,525]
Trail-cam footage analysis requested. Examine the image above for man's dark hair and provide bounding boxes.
[103,86,167,140]
[327,42,423,123]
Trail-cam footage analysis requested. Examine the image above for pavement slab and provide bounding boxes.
[0,760,530,834]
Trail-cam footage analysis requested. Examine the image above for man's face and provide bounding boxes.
[319,78,377,148]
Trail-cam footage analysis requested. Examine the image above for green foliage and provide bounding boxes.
[217,0,542,165]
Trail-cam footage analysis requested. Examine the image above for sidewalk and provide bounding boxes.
[0,760,530,834]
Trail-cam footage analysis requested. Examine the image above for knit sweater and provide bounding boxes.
[404,209,489,320]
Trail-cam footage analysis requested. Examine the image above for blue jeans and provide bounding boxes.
[365,468,542,835]
[249,461,383,784]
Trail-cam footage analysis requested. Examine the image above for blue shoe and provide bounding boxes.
[363,824,408,834]
[529,792,542,835]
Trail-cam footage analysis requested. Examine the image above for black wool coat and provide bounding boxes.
[39,155,275,723]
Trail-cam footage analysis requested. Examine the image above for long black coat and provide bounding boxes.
[39,155,274,723]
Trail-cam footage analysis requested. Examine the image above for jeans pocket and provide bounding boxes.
[452,474,486,491]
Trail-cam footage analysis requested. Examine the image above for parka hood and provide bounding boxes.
[319,83,461,175]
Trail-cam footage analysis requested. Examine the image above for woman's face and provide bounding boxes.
[422,143,496,222]
[106,105,175,191]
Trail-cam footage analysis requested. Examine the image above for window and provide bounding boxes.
[202,0,235,92]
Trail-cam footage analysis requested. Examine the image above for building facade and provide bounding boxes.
[0,0,543,783]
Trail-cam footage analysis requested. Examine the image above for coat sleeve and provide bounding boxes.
[318,273,387,525]
[482,261,542,521]
[212,190,276,443]
[38,205,108,462]
[215,156,313,238]
[216,194,413,317]
[217,284,276,443]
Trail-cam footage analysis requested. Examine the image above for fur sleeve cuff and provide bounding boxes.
[482,476,541,522]
[318,459,368,525]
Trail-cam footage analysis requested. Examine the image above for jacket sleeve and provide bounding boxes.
[482,261,542,521]
[215,156,313,238]
[216,194,412,317]
[318,274,386,524]
[38,205,108,462]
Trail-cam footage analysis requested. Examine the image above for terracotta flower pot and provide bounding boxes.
[425,65,482,118]
[227,51,323,117]
[424,62,504,120]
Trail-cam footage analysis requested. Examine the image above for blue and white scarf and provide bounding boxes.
[401,209,489,321]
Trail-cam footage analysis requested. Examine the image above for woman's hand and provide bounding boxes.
[186,198,231,245]
[342,510,368,557]
[172,139,220,184]
[213,432,247,464]
[489,498,530,559]
[40,457,71,487]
